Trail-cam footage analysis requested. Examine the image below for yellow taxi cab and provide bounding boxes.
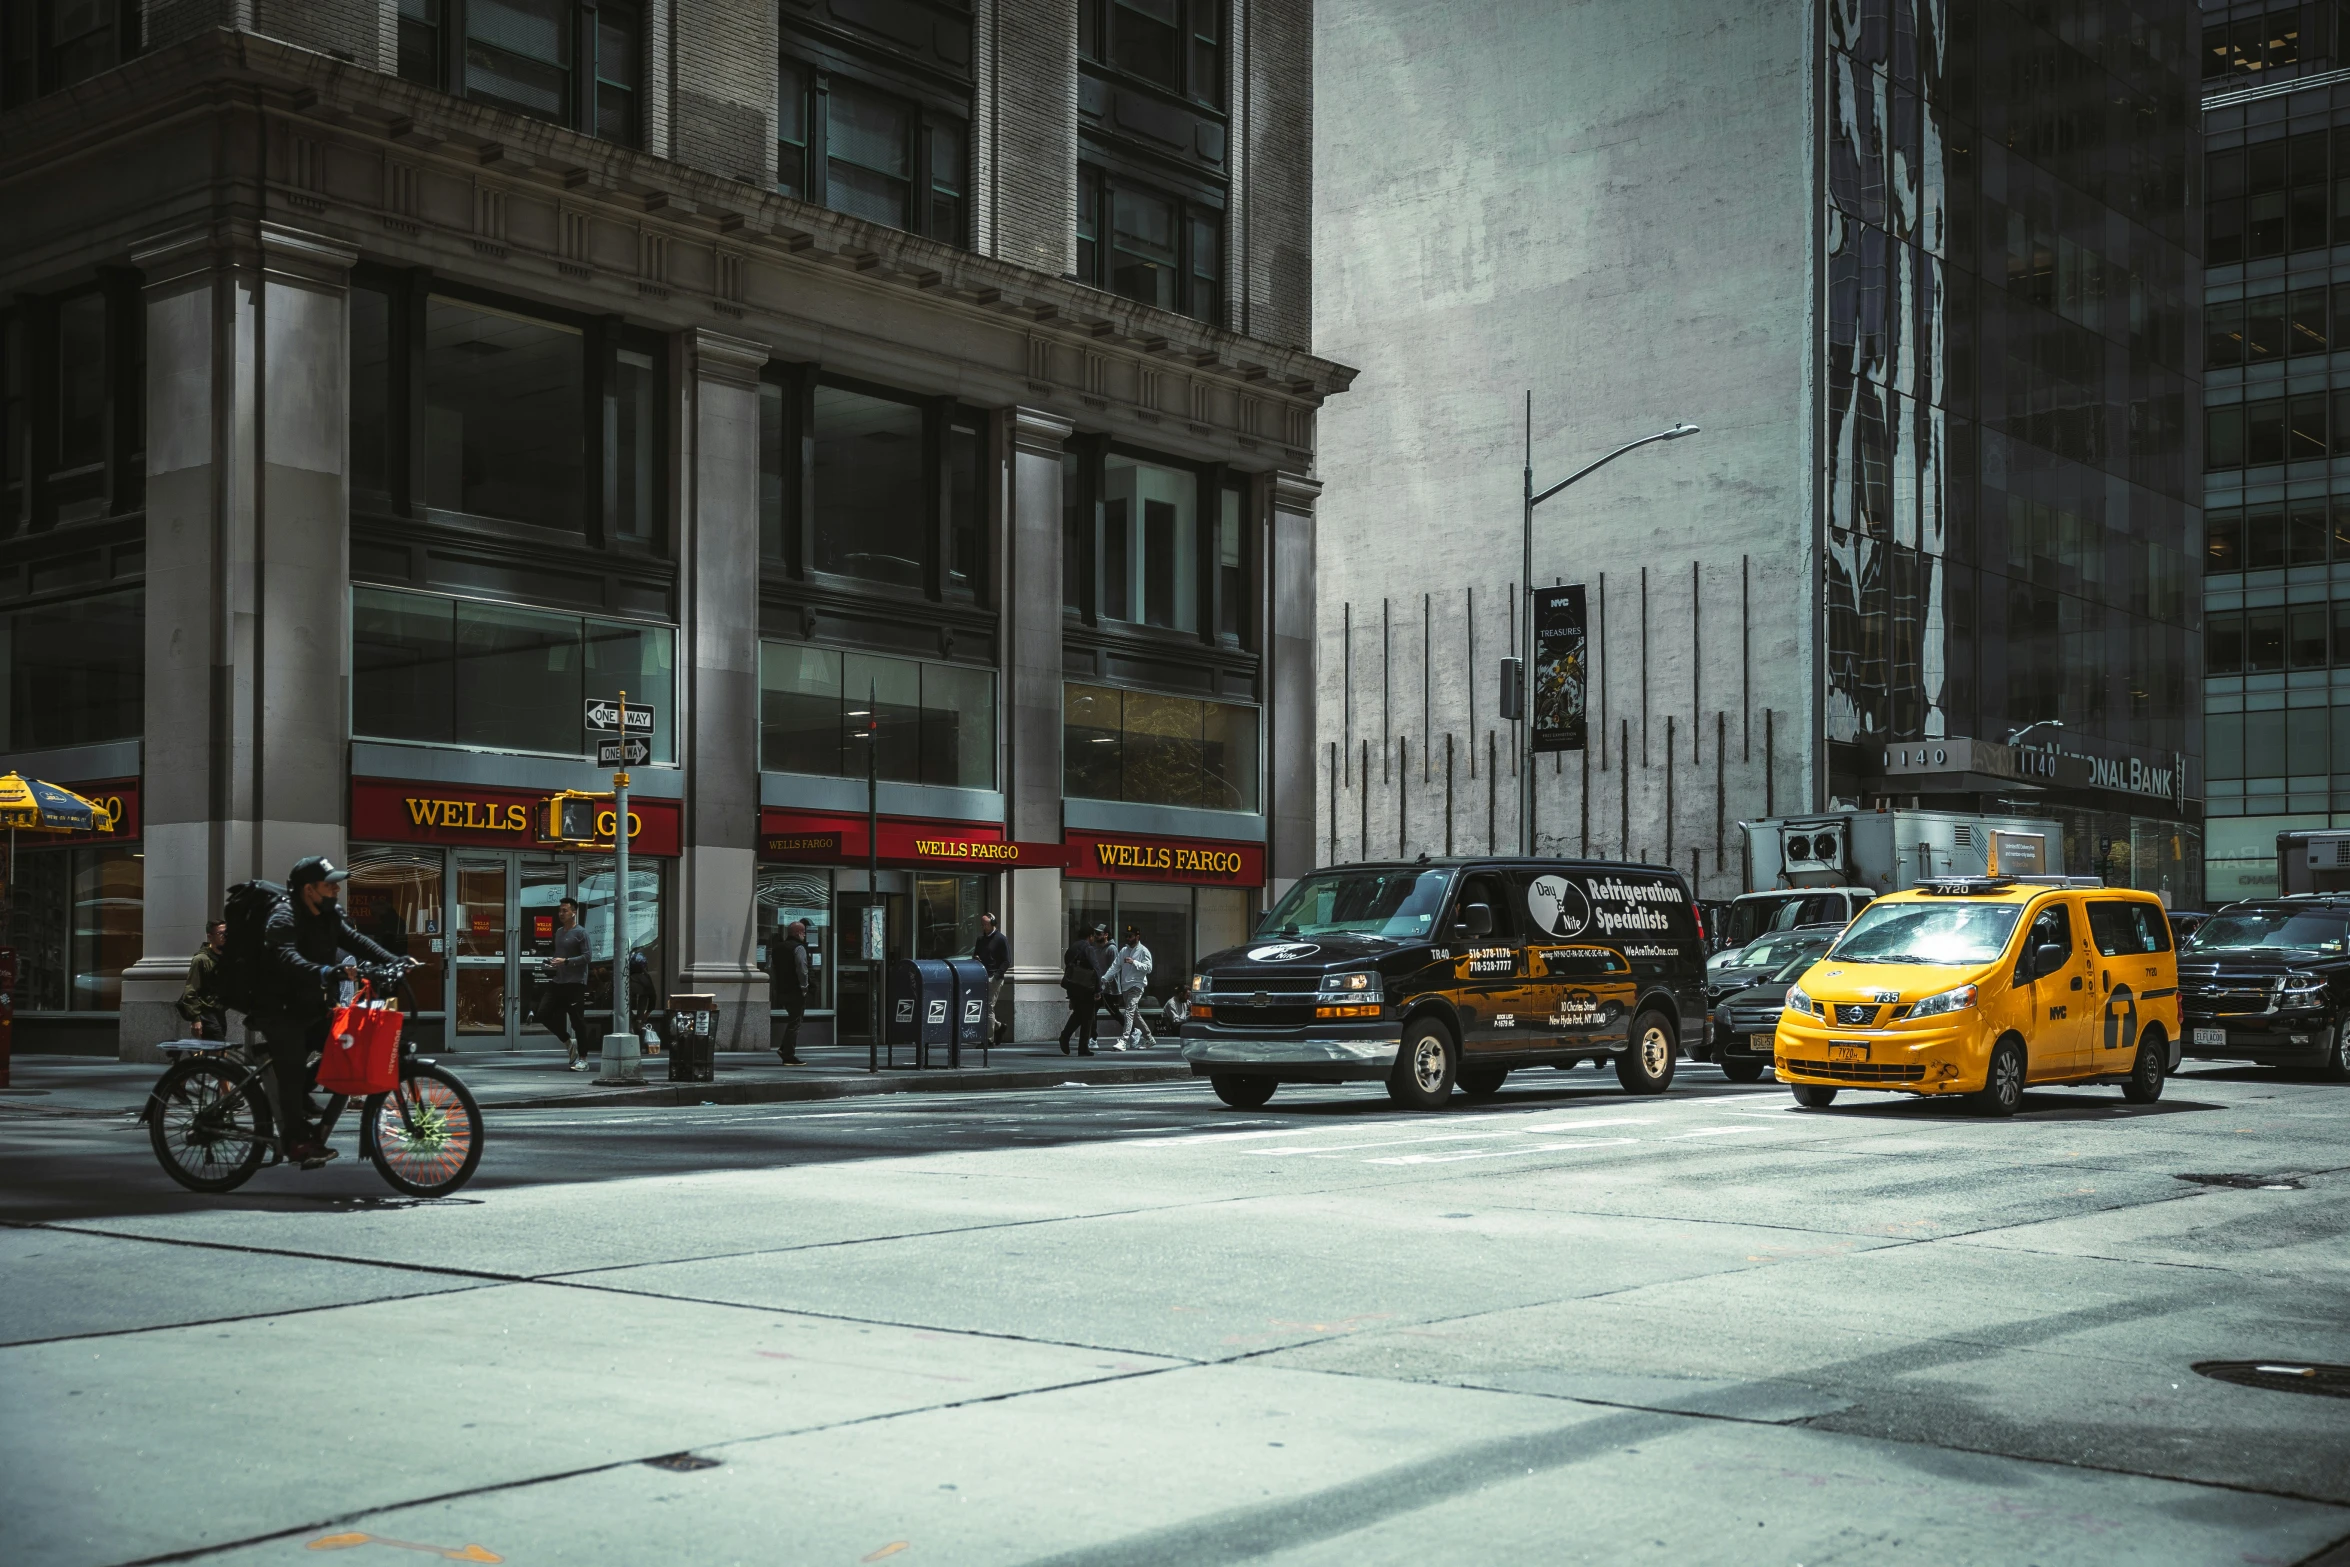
[1773,875,2180,1115]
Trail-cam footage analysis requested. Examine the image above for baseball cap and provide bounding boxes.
[1090,922,1110,935]
[288,855,351,889]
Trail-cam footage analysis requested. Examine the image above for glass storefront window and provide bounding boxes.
[757,866,834,1014]
[353,586,674,763]
[2,588,142,750]
[1061,682,1259,811]
[6,844,141,1012]
[758,640,995,788]
[346,849,447,1015]
[1060,880,1256,1008]
[914,874,985,960]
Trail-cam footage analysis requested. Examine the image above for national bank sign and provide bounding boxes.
[1878,737,2191,810]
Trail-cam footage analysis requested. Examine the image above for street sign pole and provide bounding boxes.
[598,690,643,1084]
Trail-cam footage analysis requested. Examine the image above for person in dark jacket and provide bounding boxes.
[178,920,229,1039]
[973,912,1011,1045]
[536,897,593,1070]
[770,920,812,1064]
[254,855,398,1166]
[1058,923,1111,1056]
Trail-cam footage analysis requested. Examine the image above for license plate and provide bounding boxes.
[2194,1027,2227,1047]
[1828,1043,1867,1063]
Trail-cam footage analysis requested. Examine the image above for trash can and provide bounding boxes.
[943,957,991,1067]
[664,992,717,1083]
[886,959,956,1068]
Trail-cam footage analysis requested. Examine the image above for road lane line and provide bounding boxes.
[1368,1138,1640,1165]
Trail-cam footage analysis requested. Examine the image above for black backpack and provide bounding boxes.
[213,879,285,1015]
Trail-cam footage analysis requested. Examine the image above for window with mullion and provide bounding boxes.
[401,2,638,145]
[1077,163,1223,327]
[1083,0,1223,106]
[465,0,572,124]
[782,62,967,246]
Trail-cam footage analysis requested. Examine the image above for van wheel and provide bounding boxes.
[1210,1075,1276,1110]
[1975,1038,2026,1117]
[2121,1030,2166,1103]
[1719,1054,1766,1084]
[1458,1069,1507,1097]
[1615,1012,1678,1095]
[1387,1019,1457,1110]
[1790,1083,1837,1108]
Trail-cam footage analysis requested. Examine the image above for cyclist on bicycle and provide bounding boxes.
[254,855,398,1167]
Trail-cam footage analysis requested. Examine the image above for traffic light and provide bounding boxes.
[543,791,605,846]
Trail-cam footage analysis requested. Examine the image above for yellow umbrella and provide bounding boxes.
[0,773,116,835]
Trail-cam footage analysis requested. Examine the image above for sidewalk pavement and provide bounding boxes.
[0,1040,1196,1118]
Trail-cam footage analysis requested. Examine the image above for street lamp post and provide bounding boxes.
[1517,396,1700,855]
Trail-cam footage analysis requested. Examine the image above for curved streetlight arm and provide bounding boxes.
[1531,423,1701,510]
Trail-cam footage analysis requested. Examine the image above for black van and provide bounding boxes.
[1178,857,1709,1110]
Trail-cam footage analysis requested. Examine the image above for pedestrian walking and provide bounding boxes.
[1108,925,1154,1050]
[973,912,1011,1045]
[1058,922,1112,1055]
[535,897,593,1071]
[771,918,812,1064]
[178,919,230,1040]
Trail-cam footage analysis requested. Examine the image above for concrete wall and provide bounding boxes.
[1311,0,1816,895]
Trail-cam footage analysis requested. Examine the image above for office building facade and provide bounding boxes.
[1314,0,2203,903]
[2197,0,2350,898]
[0,0,1348,1057]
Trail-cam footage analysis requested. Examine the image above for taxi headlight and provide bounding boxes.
[1321,970,1377,994]
[1785,985,1817,1019]
[1907,983,1978,1019]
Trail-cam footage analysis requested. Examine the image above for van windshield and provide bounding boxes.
[2183,910,2350,957]
[1259,870,1452,941]
[1828,901,2022,966]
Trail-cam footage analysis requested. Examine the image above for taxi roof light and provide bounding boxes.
[1916,876,2016,896]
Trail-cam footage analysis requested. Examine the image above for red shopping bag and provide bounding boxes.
[317,983,403,1096]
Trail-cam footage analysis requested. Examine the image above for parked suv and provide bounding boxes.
[1709,887,1872,980]
[1180,858,1709,1110]
[2177,897,2350,1079]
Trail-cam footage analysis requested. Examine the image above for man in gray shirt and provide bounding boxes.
[538,896,593,1071]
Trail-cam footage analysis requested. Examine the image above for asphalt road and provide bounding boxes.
[4,1061,2347,1566]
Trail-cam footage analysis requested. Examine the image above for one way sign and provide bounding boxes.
[584,699,655,734]
[596,736,652,767]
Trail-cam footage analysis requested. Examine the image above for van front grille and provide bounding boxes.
[1783,1058,1927,1084]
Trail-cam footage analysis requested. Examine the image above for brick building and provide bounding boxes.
[0,0,1350,1057]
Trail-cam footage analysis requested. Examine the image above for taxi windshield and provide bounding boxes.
[2183,910,2350,956]
[1259,869,1452,940]
[1827,900,2022,966]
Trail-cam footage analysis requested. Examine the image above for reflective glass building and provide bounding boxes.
[2197,0,2350,900]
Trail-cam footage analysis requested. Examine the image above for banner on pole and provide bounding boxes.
[1531,584,1587,754]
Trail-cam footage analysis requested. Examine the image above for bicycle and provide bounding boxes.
[143,962,484,1198]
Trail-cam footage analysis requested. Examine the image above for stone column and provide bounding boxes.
[675,328,768,1048]
[1004,406,1072,1041]
[1266,472,1322,901]
[117,223,356,1062]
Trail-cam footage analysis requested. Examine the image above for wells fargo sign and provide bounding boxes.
[757,808,1054,868]
[1065,831,1263,886]
[352,779,681,856]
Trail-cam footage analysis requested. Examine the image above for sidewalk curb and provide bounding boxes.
[474,1061,1195,1110]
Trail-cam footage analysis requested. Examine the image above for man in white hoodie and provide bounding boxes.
[1108,925,1154,1050]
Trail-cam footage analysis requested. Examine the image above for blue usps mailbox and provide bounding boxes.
[887,958,956,1068]
[943,957,992,1066]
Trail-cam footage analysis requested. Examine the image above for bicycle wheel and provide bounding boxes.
[148,1058,269,1193]
[361,1063,484,1197]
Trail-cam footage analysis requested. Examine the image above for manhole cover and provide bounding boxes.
[642,1452,721,1471]
[2193,1361,2350,1399]
[2175,1173,2306,1191]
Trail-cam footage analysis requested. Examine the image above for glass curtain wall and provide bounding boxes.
[1821,2,2200,837]
[2203,53,2350,897]
[1063,682,1258,810]
[758,640,995,789]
